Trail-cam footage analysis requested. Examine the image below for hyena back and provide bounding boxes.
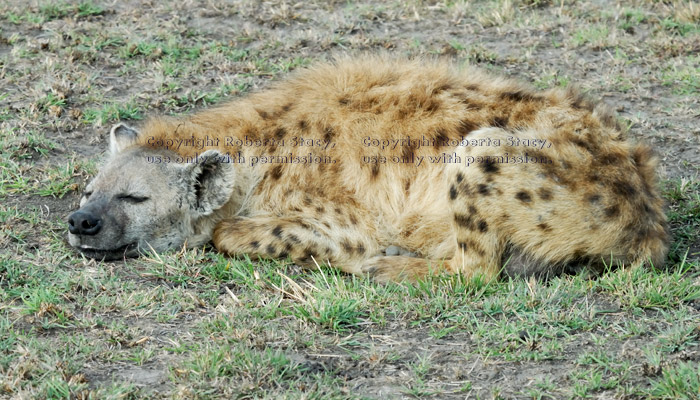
[67,56,669,281]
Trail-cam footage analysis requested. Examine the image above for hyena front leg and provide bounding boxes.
[213,215,378,275]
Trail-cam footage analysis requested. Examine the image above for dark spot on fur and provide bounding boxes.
[478,184,490,196]
[256,109,269,119]
[456,172,464,183]
[481,159,499,174]
[604,204,620,219]
[272,225,283,238]
[274,127,286,140]
[349,214,358,225]
[613,181,636,196]
[404,179,411,193]
[315,205,325,213]
[454,214,473,229]
[491,116,509,128]
[339,96,349,105]
[572,138,593,153]
[281,103,292,112]
[460,238,485,256]
[537,223,551,232]
[425,99,441,113]
[516,190,532,203]
[458,120,477,135]
[449,185,458,200]
[250,241,260,250]
[323,126,335,142]
[356,243,366,254]
[371,163,380,179]
[435,129,450,146]
[266,244,277,255]
[270,165,283,180]
[396,108,410,119]
[300,249,315,263]
[401,142,414,161]
[342,240,353,253]
[587,194,601,203]
[435,83,453,93]
[334,207,342,215]
[478,220,488,232]
[538,187,553,200]
[600,153,621,165]
[500,90,540,102]
[298,120,308,131]
[289,234,301,244]
[465,84,479,91]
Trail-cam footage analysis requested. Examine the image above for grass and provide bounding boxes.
[82,101,143,126]
[664,178,700,262]
[2,244,699,397]
[0,0,698,398]
[571,25,611,48]
[662,55,700,95]
[646,362,700,400]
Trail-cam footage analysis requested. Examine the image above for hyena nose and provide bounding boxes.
[68,210,103,235]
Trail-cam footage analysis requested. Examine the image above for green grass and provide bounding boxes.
[3,1,104,25]
[571,24,611,48]
[645,362,700,400]
[660,18,700,37]
[618,8,647,33]
[664,178,700,262]
[82,99,144,125]
[662,56,700,95]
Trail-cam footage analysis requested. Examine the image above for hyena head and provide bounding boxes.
[67,123,235,260]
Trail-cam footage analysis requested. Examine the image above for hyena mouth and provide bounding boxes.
[77,243,137,260]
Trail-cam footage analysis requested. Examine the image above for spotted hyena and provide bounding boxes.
[67,56,669,281]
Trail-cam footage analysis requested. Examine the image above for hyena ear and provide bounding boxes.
[184,149,235,216]
[109,123,140,155]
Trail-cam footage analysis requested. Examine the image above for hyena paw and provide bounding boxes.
[382,245,419,257]
[361,256,436,283]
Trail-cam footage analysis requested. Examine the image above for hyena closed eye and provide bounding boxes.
[67,56,669,282]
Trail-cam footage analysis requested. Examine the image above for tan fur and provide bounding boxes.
[70,56,669,281]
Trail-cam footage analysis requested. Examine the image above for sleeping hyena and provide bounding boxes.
[67,56,669,281]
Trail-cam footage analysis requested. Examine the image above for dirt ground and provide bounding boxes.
[1,0,699,399]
